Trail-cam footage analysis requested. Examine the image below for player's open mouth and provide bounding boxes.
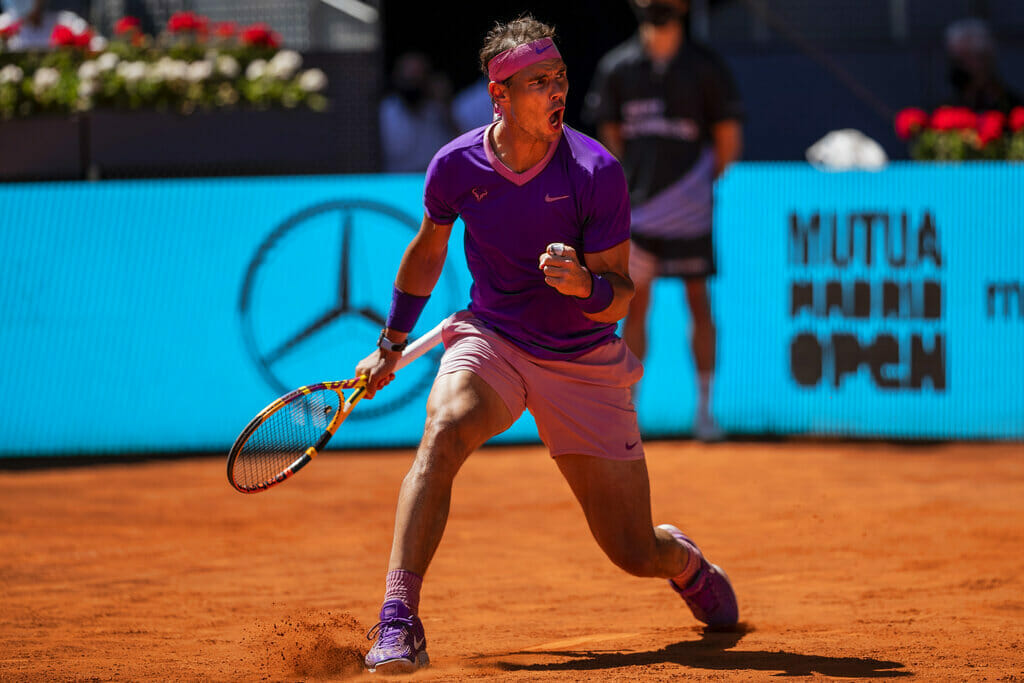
[548,108,564,129]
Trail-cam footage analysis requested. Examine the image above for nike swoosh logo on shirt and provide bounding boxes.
[545,194,570,202]
[626,441,638,450]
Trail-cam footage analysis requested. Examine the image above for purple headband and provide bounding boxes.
[487,37,562,82]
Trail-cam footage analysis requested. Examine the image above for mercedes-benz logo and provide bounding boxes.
[239,199,461,420]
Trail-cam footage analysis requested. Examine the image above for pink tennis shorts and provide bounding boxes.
[438,312,645,460]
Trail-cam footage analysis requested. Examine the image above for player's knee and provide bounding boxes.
[415,414,473,476]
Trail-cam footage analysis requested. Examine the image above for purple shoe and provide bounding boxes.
[658,523,739,628]
[364,599,429,673]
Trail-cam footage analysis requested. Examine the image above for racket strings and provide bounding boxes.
[234,389,343,488]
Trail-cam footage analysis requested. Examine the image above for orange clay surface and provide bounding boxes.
[2,441,1023,681]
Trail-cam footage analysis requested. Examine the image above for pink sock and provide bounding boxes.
[384,569,423,613]
[668,538,703,589]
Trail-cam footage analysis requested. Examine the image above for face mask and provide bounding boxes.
[639,2,683,27]
[948,61,972,89]
[397,84,427,107]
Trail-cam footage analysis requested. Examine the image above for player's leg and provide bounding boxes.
[389,369,513,576]
[366,370,512,673]
[555,453,688,576]
[367,316,524,673]
[555,453,738,628]
[525,338,737,628]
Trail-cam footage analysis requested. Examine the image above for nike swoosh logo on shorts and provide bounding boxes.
[545,194,569,202]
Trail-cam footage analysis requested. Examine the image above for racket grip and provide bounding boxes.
[394,316,448,371]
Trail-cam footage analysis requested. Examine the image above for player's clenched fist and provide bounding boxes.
[538,242,593,298]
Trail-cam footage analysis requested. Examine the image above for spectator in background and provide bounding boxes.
[944,17,1021,114]
[0,0,89,49]
[451,75,495,133]
[380,51,457,173]
[584,0,742,441]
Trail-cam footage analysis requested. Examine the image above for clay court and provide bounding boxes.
[2,440,1022,681]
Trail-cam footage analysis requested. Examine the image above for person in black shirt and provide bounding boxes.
[584,0,742,441]
[943,18,1021,114]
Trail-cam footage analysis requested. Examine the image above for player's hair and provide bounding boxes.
[478,14,557,79]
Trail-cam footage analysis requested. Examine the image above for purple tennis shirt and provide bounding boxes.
[424,123,631,360]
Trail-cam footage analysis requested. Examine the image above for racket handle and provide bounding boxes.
[395,316,448,371]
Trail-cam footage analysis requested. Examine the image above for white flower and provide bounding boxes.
[216,54,239,79]
[78,79,96,97]
[245,59,267,81]
[297,68,327,93]
[142,61,161,83]
[267,49,302,80]
[0,64,24,84]
[33,67,60,93]
[117,60,146,84]
[167,59,188,82]
[97,52,120,72]
[89,35,107,52]
[55,10,88,34]
[78,60,99,81]
[0,12,15,32]
[186,60,213,83]
[147,57,186,83]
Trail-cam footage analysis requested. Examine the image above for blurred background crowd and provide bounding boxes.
[2,0,1023,181]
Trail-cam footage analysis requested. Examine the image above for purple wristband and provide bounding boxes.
[576,271,615,314]
[386,285,430,333]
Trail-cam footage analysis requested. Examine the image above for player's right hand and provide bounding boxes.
[354,350,398,399]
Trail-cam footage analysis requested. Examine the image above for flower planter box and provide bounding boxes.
[0,116,83,181]
[88,107,378,178]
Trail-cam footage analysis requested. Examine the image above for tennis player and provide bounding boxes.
[356,15,738,674]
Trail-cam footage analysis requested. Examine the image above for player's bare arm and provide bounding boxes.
[538,240,634,323]
[356,215,453,397]
[712,119,742,178]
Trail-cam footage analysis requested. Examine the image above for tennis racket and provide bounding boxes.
[227,318,447,494]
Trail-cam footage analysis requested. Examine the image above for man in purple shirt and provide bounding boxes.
[356,15,738,674]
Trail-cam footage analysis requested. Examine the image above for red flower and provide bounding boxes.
[930,106,978,131]
[1009,106,1024,133]
[894,107,928,140]
[75,28,93,48]
[976,111,1005,145]
[214,21,237,38]
[50,24,77,47]
[167,11,208,34]
[0,20,21,39]
[239,23,281,49]
[114,16,141,35]
[50,23,93,48]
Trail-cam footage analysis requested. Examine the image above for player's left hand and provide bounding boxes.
[539,243,593,298]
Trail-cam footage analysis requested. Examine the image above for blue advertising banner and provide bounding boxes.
[0,175,540,455]
[698,163,1022,439]
[0,164,1020,456]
